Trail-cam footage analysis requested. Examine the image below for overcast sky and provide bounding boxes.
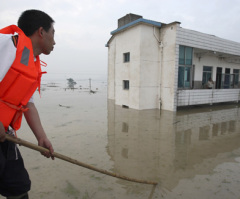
[1,0,240,79]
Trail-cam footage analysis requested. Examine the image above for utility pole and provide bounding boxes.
[89,78,91,91]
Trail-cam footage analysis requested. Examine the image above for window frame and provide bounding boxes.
[178,45,193,89]
[202,66,213,87]
[123,80,129,90]
[123,52,130,63]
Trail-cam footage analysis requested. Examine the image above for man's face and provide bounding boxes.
[41,23,56,55]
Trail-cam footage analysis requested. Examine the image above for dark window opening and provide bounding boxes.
[123,52,130,62]
[123,80,129,90]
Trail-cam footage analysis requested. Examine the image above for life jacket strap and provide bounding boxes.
[0,99,29,131]
[0,99,28,112]
[40,60,47,67]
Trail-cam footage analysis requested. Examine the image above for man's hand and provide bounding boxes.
[38,137,54,160]
[0,121,6,142]
[24,102,54,160]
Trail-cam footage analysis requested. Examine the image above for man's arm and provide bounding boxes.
[0,121,6,142]
[24,102,54,159]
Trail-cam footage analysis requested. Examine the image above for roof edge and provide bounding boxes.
[110,18,162,35]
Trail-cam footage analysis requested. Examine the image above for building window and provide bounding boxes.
[233,69,239,87]
[123,52,130,62]
[123,80,129,90]
[178,46,193,89]
[223,68,231,88]
[218,74,235,89]
[122,122,129,133]
[202,66,213,87]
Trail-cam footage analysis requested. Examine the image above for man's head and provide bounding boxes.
[18,10,56,56]
[18,9,54,37]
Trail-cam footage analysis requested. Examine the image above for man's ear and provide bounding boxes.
[37,27,44,38]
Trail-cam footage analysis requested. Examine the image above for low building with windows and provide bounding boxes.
[106,14,240,111]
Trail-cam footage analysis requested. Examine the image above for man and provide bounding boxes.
[0,10,56,199]
[207,77,214,89]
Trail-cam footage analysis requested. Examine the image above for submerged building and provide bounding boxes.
[106,14,240,111]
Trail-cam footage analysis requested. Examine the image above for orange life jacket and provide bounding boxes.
[0,25,46,131]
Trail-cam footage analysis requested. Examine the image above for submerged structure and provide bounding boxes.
[106,14,240,111]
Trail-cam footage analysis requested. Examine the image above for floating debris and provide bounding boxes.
[59,104,71,108]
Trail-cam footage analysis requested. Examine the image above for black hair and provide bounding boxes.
[17,9,54,36]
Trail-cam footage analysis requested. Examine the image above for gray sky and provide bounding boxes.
[1,0,240,79]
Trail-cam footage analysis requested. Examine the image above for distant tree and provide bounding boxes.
[67,78,77,88]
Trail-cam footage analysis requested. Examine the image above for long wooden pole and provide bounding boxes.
[5,134,157,185]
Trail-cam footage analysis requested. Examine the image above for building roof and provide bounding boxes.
[105,17,162,47]
[110,18,162,35]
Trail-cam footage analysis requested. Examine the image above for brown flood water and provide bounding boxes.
[2,84,240,199]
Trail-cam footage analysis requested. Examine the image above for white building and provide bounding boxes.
[106,14,240,111]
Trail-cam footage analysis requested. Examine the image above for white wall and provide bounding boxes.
[139,25,161,109]
[107,38,116,100]
[111,25,142,109]
[159,23,178,111]
[108,24,164,110]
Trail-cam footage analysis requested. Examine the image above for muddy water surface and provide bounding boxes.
[2,84,240,199]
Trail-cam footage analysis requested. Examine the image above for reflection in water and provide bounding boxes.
[107,100,240,191]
